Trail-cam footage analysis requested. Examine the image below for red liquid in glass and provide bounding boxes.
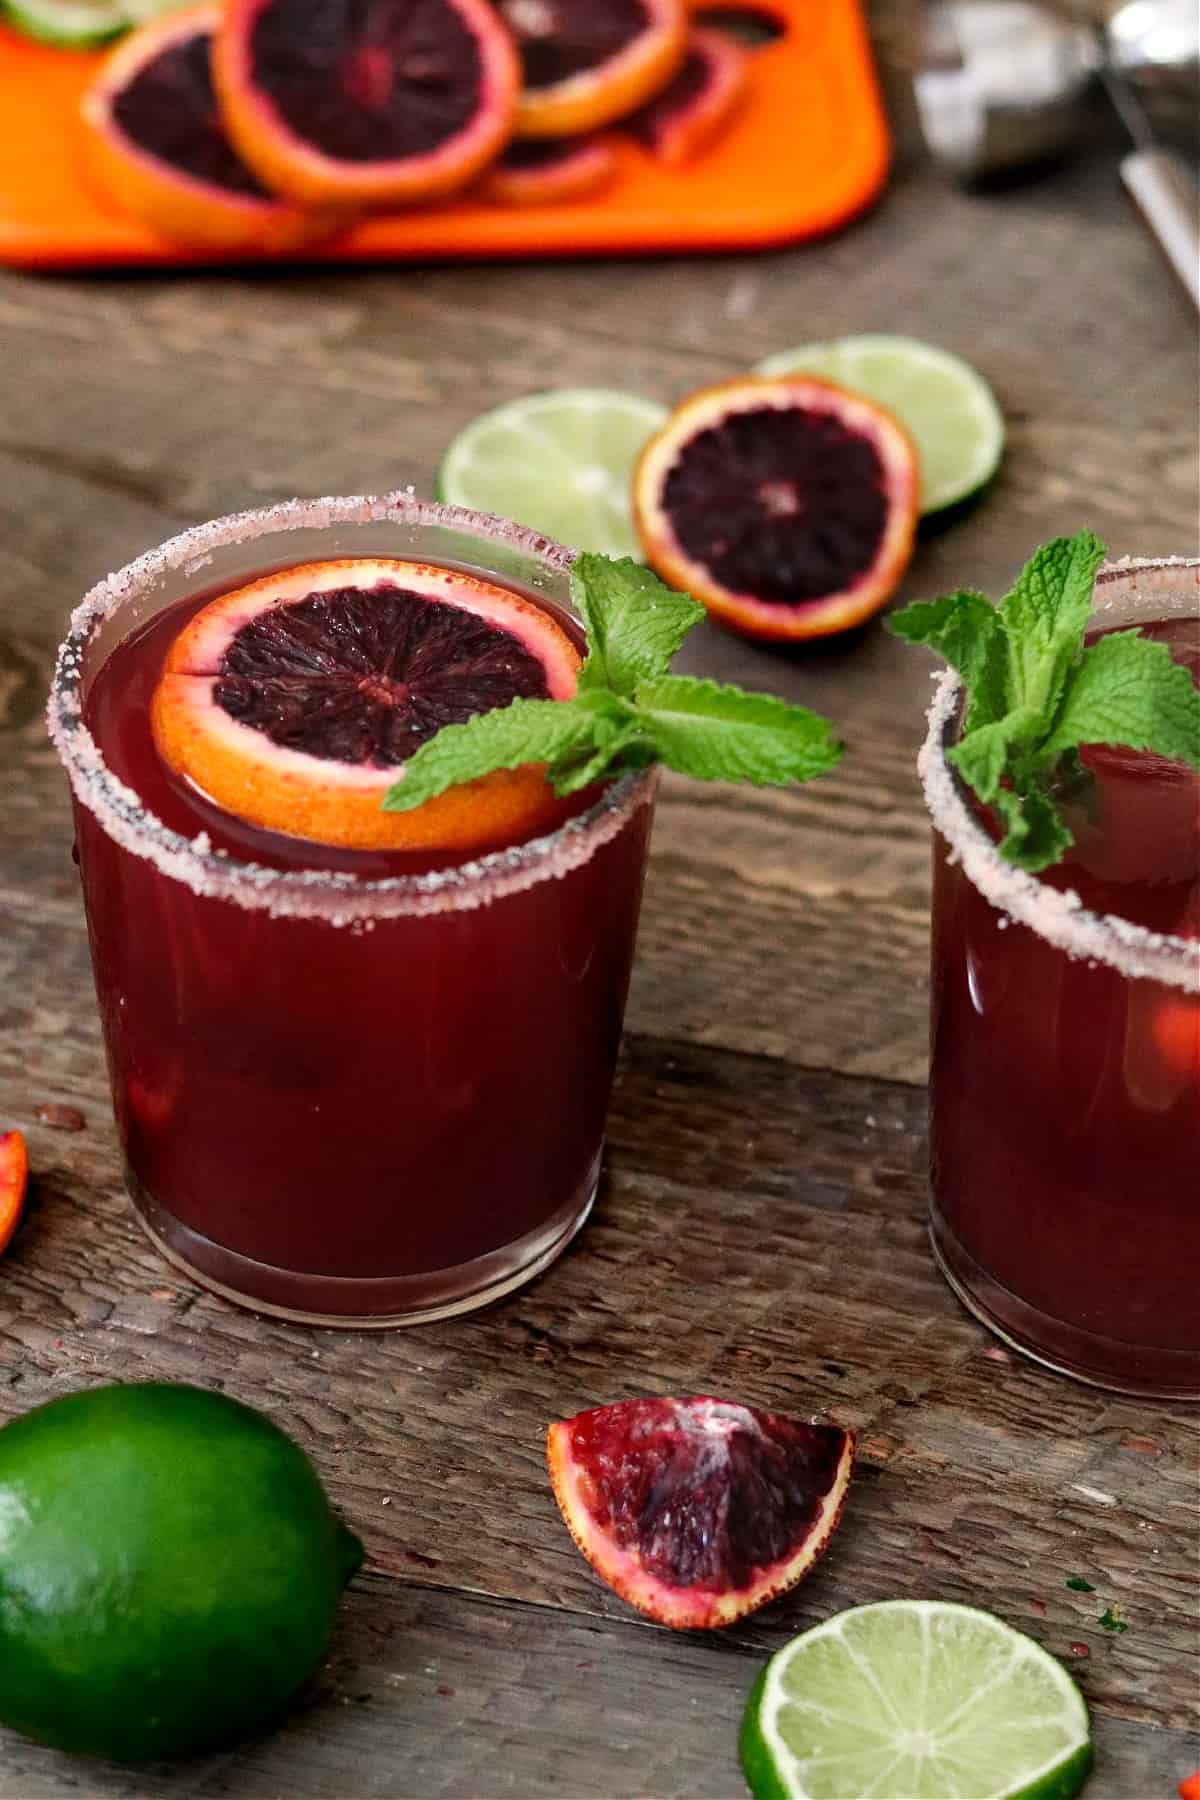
[76,582,654,1319]
[929,617,1200,1392]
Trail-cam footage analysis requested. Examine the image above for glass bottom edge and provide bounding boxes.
[127,1160,598,1329]
[930,1205,1200,1400]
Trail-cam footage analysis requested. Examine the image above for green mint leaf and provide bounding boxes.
[998,530,1105,728]
[1039,629,1200,768]
[1066,1576,1096,1593]
[889,590,1008,729]
[631,675,843,784]
[988,779,1074,874]
[948,712,1040,801]
[381,696,599,813]
[571,554,704,697]
[1098,1605,1128,1634]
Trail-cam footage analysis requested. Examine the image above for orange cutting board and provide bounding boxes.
[0,0,889,269]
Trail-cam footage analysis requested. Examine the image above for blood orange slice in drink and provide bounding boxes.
[633,375,920,642]
[480,135,619,205]
[213,0,520,208]
[150,559,583,853]
[624,27,748,164]
[547,1396,854,1628]
[0,1131,28,1261]
[500,0,688,138]
[79,6,340,252]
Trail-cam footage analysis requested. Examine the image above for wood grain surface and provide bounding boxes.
[1,6,1198,1795]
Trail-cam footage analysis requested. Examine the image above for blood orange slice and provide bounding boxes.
[0,1130,29,1261]
[624,27,748,164]
[480,135,619,205]
[547,1396,854,1629]
[634,375,920,642]
[150,559,583,853]
[79,6,339,253]
[212,0,520,208]
[500,0,688,139]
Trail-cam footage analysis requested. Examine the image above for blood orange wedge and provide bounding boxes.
[212,0,520,209]
[547,1396,854,1629]
[480,135,619,205]
[624,27,747,164]
[0,1130,29,1260]
[79,6,340,253]
[150,559,583,853]
[634,375,920,643]
[500,0,688,138]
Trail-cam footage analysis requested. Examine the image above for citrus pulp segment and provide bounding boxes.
[755,335,1005,516]
[633,373,920,641]
[150,558,583,852]
[213,0,520,207]
[79,6,338,252]
[624,26,749,164]
[740,1600,1093,1800]
[500,0,688,137]
[438,390,668,559]
[481,134,620,205]
[0,1129,28,1258]
[547,1396,854,1629]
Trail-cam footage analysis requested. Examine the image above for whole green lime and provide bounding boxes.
[0,1382,363,1761]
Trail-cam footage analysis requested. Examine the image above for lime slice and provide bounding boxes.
[754,335,1004,516]
[740,1601,1093,1800]
[1,0,125,42]
[437,389,668,560]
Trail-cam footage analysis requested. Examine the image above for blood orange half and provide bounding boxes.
[634,375,920,642]
[500,0,688,138]
[79,6,339,253]
[480,135,619,205]
[213,0,521,208]
[548,1396,854,1629]
[150,559,583,853]
[624,27,748,164]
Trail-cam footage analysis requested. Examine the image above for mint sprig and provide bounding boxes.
[382,553,841,815]
[890,531,1200,872]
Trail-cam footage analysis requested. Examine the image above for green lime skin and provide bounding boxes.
[0,1382,363,1762]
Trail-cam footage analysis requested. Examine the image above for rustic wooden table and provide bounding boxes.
[1,13,1197,1796]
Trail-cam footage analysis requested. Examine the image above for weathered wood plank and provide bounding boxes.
[0,1576,1194,1800]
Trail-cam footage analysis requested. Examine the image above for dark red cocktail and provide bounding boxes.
[49,497,656,1325]
[924,559,1199,1395]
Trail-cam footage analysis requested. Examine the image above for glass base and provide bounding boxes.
[930,1205,1200,1399]
[127,1159,598,1328]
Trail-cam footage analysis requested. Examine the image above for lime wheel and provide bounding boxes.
[634,374,920,641]
[79,6,338,252]
[548,1396,854,1629]
[150,559,583,853]
[481,134,619,204]
[500,0,688,138]
[213,0,520,208]
[624,27,748,164]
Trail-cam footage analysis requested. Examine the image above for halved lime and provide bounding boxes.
[754,335,1004,517]
[437,389,668,560]
[740,1600,1093,1800]
[1,0,125,43]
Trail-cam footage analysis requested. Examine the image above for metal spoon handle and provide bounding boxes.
[1119,148,1200,309]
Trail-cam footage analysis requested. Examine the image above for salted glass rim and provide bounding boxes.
[46,492,654,923]
[919,555,1200,993]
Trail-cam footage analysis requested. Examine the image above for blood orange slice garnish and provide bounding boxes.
[624,27,748,164]
[0,1130,29,1261]
[547,1396,854,1629]
[150,559,583,853]
[212,0,520,208]
[79,6,341,253]
[481,134,619,205]
[633,374,920,642]
[500,0,688,139]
